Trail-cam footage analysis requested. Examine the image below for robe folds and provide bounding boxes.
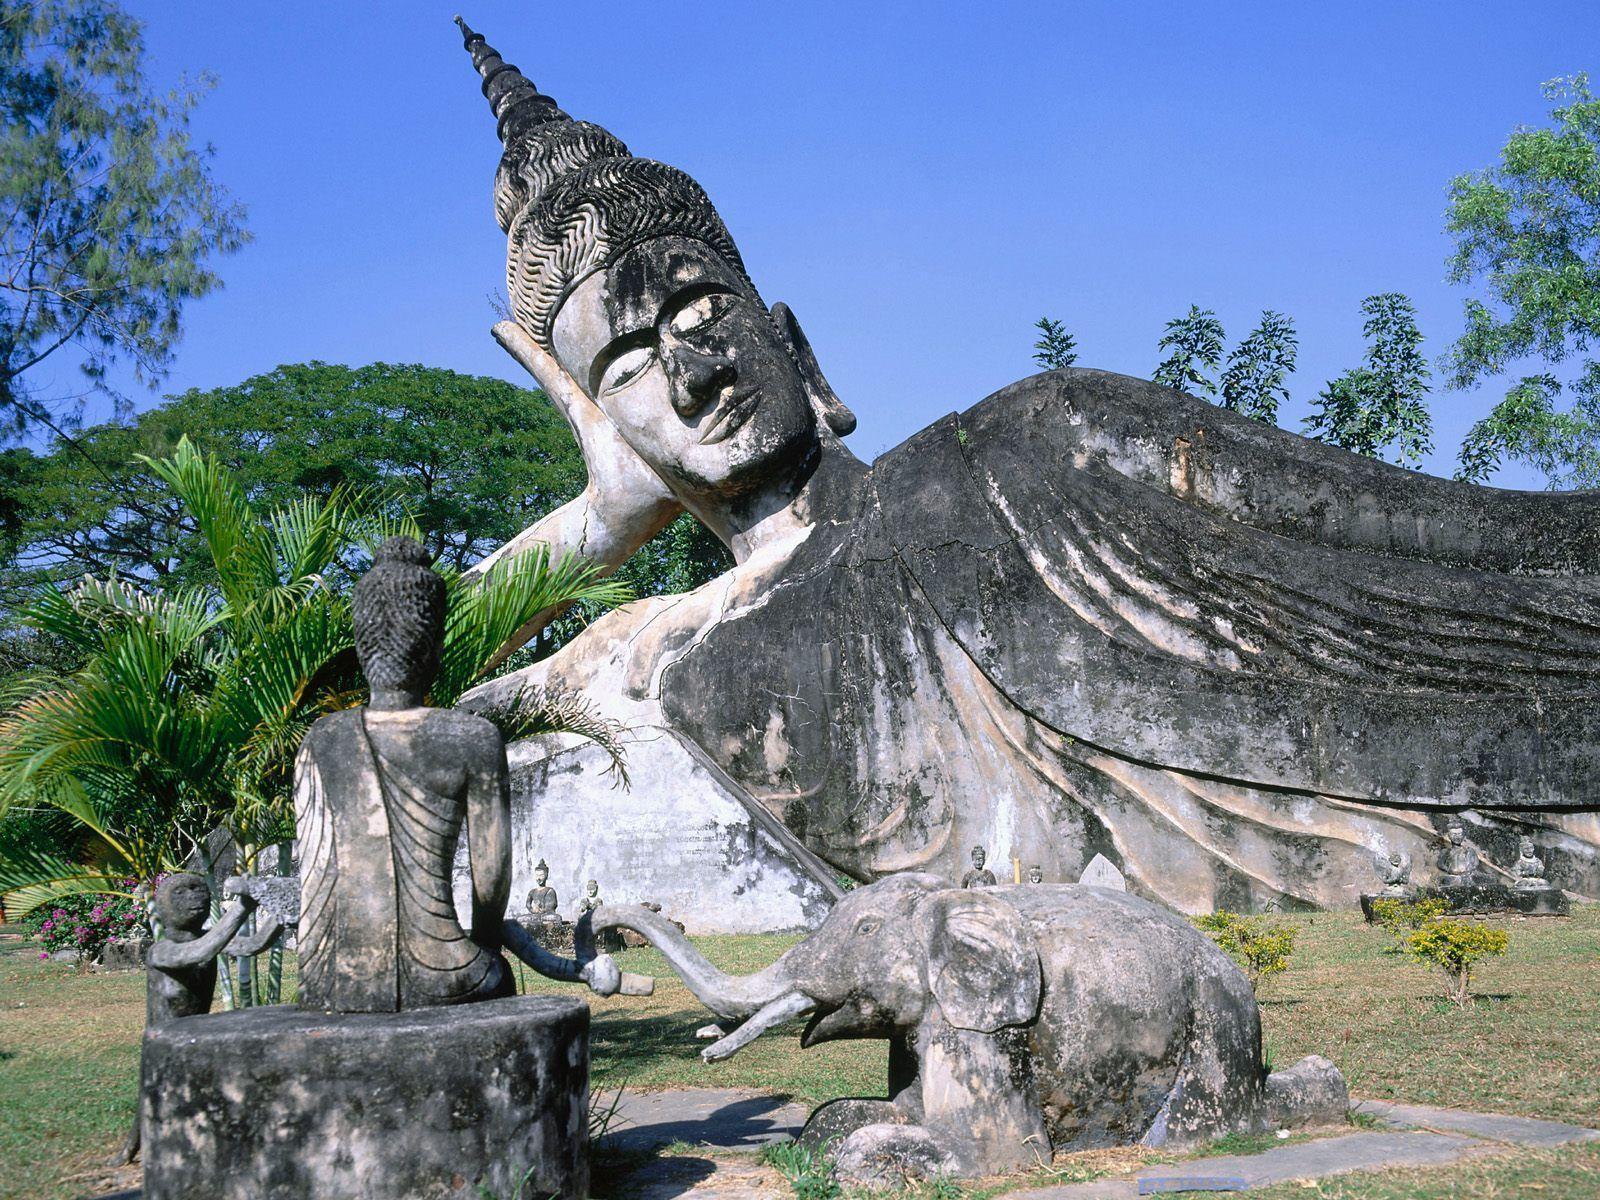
[296,709,509,1011]
[650,371,1600,910]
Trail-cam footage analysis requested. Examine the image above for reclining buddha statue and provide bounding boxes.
[452,19,1600,912]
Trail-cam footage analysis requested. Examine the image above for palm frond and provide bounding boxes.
[140,439,276,610]
[474,684,630,789]
[3,876,137,919]
[436,548,632,703]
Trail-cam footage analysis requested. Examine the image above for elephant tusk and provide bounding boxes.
[701,991,815,1063]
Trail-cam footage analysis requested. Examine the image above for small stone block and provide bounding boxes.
[141,995,589,1200]
[1416,884,1569,916]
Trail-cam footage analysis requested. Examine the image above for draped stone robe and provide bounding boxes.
[295,709,508,1011]
[474,370,1600,912]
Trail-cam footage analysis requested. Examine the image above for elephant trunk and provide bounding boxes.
[580,904,800,1020]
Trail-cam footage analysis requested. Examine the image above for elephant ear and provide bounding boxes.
[915,889,1042,1033]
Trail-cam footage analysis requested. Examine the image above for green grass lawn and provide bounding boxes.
[2,907,1596,1200]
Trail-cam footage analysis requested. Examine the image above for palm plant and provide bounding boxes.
[0,438,630,955]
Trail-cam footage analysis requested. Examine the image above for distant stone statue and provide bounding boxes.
[295,537,516,1012]
[525,858,561,924]
[1379,851,1412,895]
[577,879,602,915]
[1512,836,1550,891]
[112,873,282,1165]
[959,846,997,889]
[1437,824,1482,887]
[1026,864,1044,884]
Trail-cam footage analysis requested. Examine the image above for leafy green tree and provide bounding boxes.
[1456,373,1600,488]
[1032,316,1078,370]
[0,0,249,440]
[0,438,631,922]
[1219,310,1298,424]
[1445,76,1600,487]
[0,363,731,646]
[1153,306,1226,398]
[1305,293,1433,468]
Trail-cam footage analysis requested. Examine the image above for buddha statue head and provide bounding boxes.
[1518,836,1536,859]
[971,845,987,871]
[456,18,855,516]
[534,858,550,887]
[353,537,446,710]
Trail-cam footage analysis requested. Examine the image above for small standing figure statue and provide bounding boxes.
[1437,823,1481,887]
[575,879,623,952]
[1026,865,1044,885]
[1512,836,1550,891]
[1378,850,1412,896]
[111,874,282,1165]
[960,845,998,889]
[525,858,562,927]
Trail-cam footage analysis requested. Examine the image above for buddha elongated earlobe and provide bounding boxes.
[771,301,856,437]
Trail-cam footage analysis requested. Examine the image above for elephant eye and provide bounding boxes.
[855,919,880,936]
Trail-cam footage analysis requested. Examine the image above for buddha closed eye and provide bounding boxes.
[553,236,822,499]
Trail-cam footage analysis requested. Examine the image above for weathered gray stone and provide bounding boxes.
[297,537,516,1013]
[454,18,1600,920]
[594,878,1345,1178]
[1416,882,1570,916]
[1079,854,1127,891]
[452,732,838,935]
[1261,1054,1349,1128]
[832,1122,959,1190]
[95,937,149,971]
[140,996,589,1200]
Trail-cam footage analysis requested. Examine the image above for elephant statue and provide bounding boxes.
[580,874,1346,1182]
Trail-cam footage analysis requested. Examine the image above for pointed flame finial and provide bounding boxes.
[454,14,566,141]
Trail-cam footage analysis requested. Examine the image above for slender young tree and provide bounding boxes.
[1153,306,1226,398]
[1445,75,1600,487]
[1305,293,1433,468]
[0,1,249,440]
[1220,310,1298,424]
[1032,316,1078,370]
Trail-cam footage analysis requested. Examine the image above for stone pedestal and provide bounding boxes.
[1363,885,1568,919]
[141,995,589,1200]
[1420,883,1569,916]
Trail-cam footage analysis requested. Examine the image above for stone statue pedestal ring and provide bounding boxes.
[140,995,590,1200]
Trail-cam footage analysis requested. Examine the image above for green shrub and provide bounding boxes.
[763,1140,840,1200]
[23,887,146,962]
[1191,910,1297,993]
[1370,896,1448,935]
[1404,918,1509,1007]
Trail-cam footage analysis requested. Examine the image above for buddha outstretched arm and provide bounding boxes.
[464,321,683,666]
[466,730,514,950]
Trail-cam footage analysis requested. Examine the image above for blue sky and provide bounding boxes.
[72,1,1600,488]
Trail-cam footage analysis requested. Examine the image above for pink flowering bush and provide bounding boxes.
[24,880,148,961]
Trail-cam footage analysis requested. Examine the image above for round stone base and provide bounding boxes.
[141,995,589,1200]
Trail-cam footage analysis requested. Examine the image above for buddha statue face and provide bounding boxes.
[551,237,821,504]
[970,846,987,870]
[585,880,599,896]
[1519,836,1535,858]
[534,864,549,887]
[1389,852,1403,867]
[156,873,212,935]
[1447,825,1464,845]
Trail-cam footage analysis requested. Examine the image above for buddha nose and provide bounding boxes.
[668,344,736,418]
